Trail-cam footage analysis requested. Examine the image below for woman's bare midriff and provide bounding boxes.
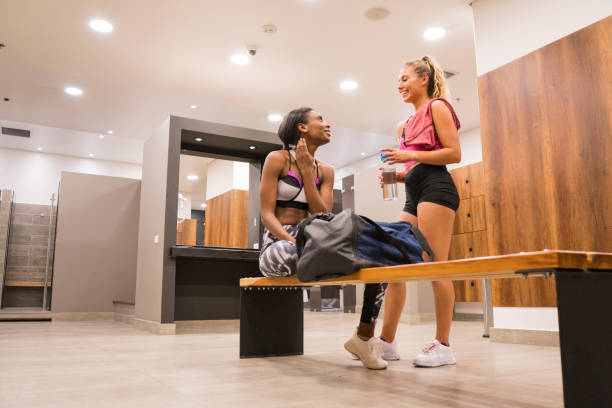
[275,207,309,226]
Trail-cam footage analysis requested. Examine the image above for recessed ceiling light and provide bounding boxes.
[424,27,446,40]
[187,174,199,180]
[195,137,203,142]
[89,19,114,33]
[267,113,282,122]
[201,203,207,208]
[339,80,358,91]
[107,130,113,134]
[190,105,197,109]
[99,134,104,139]
[361,152,365,156]
[89,153,94,158]
[37,147,43,151]
[230,54,250,65]
[65,87,83,96]
[249,145,256,150]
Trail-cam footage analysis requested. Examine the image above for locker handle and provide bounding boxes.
[467,212,471,217]
[469,247,473,252]
[465,179,469,184]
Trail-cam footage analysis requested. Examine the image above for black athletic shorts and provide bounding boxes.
[403,164,460,216]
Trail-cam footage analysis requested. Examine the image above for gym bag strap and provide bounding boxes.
[358,215,434,262]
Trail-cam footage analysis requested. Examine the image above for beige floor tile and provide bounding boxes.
[0,312,563,407]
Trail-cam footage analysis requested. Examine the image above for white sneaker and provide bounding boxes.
[412,340,456,367]
[377,338,400,361]
[344,333,388,370]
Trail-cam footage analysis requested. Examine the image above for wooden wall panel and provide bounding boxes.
[479,16,612,307]
[204,189,249,248]
[176,219,197,245]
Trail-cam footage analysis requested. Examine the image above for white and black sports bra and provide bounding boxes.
[276,151,321,212]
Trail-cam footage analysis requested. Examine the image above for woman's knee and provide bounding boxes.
[259,240,298,277]
[386,282,406,293]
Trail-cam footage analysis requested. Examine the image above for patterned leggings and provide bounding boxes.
[258,224,387,326]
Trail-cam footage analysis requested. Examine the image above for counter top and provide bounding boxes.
[170,246,260,262]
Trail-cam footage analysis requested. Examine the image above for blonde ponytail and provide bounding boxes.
[405,55,448,99]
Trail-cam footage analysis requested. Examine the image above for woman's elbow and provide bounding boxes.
[451,149,462,164]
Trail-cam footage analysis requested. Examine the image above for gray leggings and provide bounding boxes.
[258,224,385,325]
[259,225,299,277]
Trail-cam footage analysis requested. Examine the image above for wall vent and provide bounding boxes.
[1,127,30,138]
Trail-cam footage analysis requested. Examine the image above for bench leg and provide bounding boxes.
[555,268,612,407]
[309,287,321,312]
[342,285,356,313]
[240,286,304,358]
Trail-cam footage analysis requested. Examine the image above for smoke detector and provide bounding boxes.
[262,24,277,34]
[364,7,390,21]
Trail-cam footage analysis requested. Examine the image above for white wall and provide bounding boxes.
[472,0,612,75]
[0,147,141,205]
[471,0,611,333]
[232,161,250,191]
[206,159,249,199]
[448,127,483,170]
[205,160,234,199]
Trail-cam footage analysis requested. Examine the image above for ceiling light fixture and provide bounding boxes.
[190,105,197,109]
[339,80,358,91]
[249,145,256,150]
[267,113,282,122]
[99,134,104,139]
[107,130,113,134]
[187,174,199,180]
[423,27,446,40]
[37,147,43,151]
[195,137,203,142]
[89,153,94,157]
[230,53,250,65]
[65,87,83,96]
[89,19,114,33]
[361,152,366,156]
[201,203,207,208]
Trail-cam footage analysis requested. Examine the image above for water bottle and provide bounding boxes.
[380,153,397,201]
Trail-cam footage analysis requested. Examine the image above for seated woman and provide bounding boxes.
[259,107,388,369]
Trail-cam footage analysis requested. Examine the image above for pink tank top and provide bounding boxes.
[399,98,460,169]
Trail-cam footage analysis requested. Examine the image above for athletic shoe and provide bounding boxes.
[412,340,456,367]
[344,333,388,370]
[377,337,400,361]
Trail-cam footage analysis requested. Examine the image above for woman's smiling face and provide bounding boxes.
[398,65,428,104]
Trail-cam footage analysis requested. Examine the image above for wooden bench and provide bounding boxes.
[240,250,612,407]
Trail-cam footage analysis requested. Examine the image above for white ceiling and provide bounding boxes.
[0,0,480,169]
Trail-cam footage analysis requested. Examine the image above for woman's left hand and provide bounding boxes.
[295,138,314,172]
[380,148,413,164]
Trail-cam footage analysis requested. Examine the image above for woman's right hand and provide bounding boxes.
[378,168,406,186]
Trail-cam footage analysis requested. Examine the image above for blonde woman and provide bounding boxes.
[375,56,462,367]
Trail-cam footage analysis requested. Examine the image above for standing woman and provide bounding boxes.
[378,56,462,367]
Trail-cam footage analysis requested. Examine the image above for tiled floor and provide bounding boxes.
[0,312,563,407]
